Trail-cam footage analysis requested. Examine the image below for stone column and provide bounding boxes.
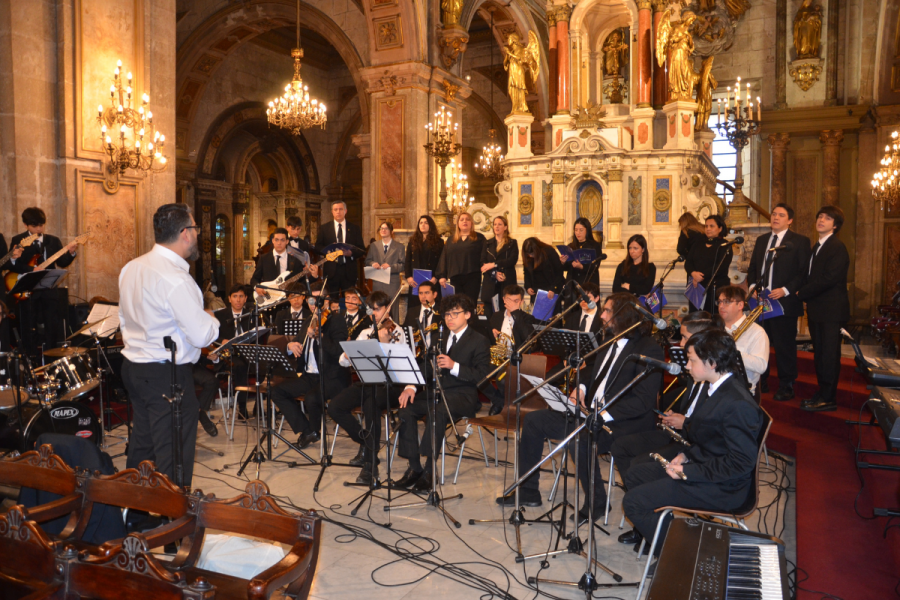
[651,0,668,109]
[552,172,568,244]
[607,170,624,249]
[767,133,791,207]
[854,118,877,316]
[351,132,372,234]
[824,0,839,106]
[556,6,572,114]
[636,0,653,108]
[232,190,249,285]
[775,0,787,109]
[548,11,559,116]
[820,129,843,206]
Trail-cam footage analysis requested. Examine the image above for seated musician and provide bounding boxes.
[497,293,663,517]
[327,291,409,485]
[212,284,253,418]
[343,287,372,336]
[611,311,720,548]
[250,227,304,302]
[483,285,535,415]
[393,294,493,491]
[270,283,350,449]
[621,329,763,561]
[716,285,770,395]
[273,282,309,335]
[402,280,439,351]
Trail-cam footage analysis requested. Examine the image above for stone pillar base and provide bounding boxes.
[631,107,655,151]
[505,113,534,159]
[694,129,716,160]
[663,101,698,150]
[547,114,574,151]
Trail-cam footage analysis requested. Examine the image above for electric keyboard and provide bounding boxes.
[868,386,900,449]
[648,519,790,600]
[861,357,900,388]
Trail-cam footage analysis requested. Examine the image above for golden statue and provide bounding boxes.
[503,31,541,115]
[793,0,822,59]
[694,56,717,131]
[602,30,628,77]
[723,0,751,20]
[441,0,463,27]
[656,10,699,103]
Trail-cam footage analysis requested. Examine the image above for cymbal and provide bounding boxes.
[43,346,88,358]
[65,317,110,340]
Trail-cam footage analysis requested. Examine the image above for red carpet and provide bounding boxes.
[763,350,900,599]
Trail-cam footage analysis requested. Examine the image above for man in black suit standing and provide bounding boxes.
[250,228,304,303]
[622,329,763,557]
[497,292,664,517]
[796,205,850,412]
[316,200,364,294]
[746,203,811,401]
[393,294,493,491]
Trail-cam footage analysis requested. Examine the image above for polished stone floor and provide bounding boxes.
[111,405,797,600]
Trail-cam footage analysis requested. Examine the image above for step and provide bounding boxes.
[761,396,861,440]
[769,349,865,383]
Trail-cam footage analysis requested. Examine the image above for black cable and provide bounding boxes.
[850,402,878,520]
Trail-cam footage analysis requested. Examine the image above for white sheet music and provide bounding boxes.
[521,374,580,416]
[364,266,391,284]
[84,302,119,338]
[340,339,425,385]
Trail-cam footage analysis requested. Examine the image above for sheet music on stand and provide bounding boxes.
[281,318,306,338]
[340,340,425,386]
[531,325,599,356]
[520,374,580,416]
[85,302,120,338]
[668,346,688,368]
[232,343,294,371]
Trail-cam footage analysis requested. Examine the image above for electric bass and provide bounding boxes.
[4,232,91,300]
[254,248,344,310]
[0,233,39,272]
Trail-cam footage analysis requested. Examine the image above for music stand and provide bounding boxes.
[8,269,68,298]
[230,343,317,478]
[341,340,424,522]
[281,316,306,339]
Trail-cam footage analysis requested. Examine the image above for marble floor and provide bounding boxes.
[110,407,796,600]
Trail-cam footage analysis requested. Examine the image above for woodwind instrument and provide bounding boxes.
[651,452,687,480]
[657,422,691,446]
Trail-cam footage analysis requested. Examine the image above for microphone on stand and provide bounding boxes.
[766,242,794,253]
[717,236,745,247]
[628,354,682,375]
[356,294,374,316]
[572,281,597,310]
[631,300,669,330]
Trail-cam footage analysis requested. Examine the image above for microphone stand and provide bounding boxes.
[162,336,185,490]
[647,257,680,318]
[704,240,735,314]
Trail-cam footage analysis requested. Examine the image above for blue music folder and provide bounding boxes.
[557,245,597,265]
[748,291,784,321]
[532,289,560,321]
[684,282,705,308]
[413,269,432,286]
[441,282,456,296]
[640,289,668,312]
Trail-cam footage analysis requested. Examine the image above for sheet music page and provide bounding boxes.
[364,266,391,284]
[85,303,120,338]
[521,374,579,415]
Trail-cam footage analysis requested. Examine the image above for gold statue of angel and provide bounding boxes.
[503,31,540,115]
[694,56,717,131]
[656,9,699,103]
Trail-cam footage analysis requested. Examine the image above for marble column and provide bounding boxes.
[767,133,791,207]
[820,129,843,206]
[548,11,558,116]
[232,193,248,285]
[651,0,668,109]
[775,0,787,109]
[607,170,624,249]
[556,6,572,114]
[854,119,878,317]
[824,0,839,106]
[636,0,653,108]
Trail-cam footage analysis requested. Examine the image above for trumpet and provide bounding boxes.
[657,422,691,446]
[651,452,687,480]
[732,303,765,341]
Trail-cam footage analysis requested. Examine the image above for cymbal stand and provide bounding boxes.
[89,329,129,452]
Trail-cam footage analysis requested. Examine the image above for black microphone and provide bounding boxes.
[766,242,794,253]
[598,252,608,262]
[840,328,855,342]
[573,281,596,310]
[631,301,669,330]
[356,294,374,316]
[163,336,175,351]
[719,236,745,247]
[629,354,682,375]
[673,255,686,263]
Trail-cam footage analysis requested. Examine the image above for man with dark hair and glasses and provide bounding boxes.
[715,285,769,395]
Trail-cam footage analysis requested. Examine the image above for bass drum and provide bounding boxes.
[20,400,101,451]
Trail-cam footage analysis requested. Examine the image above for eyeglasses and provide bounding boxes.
[445,309,466,319]
[717,299,740,305]
[181,225,200,232]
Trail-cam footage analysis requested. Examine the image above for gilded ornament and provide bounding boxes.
[694,56,717,131]
[518,194,534,215]
[578,186,603,227]
[653,189,672,212]
[656,10,700,103]
[441,0,463,27]
[503,31,541,115]
[602,30,628,77]
[789,60,822,91]
[793,0,822,59]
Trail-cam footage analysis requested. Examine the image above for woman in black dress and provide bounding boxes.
[436,212,486,307]
[612,234,657,297]
[522,237,565,313]
[404,214,444,310]
[480,215,519,320]
[684,214,733,314]
[560,217,604,288]
[677,212,707,261]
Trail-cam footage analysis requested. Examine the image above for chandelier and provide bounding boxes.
[872,130,900,210]
[266,0,326,133]
[474,11,505,181]
[448,159,474,215]
[97,60,166,193]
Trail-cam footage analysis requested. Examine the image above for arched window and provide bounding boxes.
[215,215,227,261]
[708,114,736,204]
[242,212,250,258]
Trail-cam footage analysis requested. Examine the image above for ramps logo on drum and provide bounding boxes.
[50,407,80,420]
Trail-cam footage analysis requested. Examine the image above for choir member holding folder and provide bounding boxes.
[560,217,604,288]
[612,234,656,297]
[522,237,564,317]
[404,215,443,310]
[436,212,486,307]
[480,216,519,320]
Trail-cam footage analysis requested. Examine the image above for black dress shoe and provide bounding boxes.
[496,492,542,507]
[199,411,218,437]
[348,446,366,466]
[297,430,321,449]
[488,403,504,417]
[800,394,821,408]
[355,465,378,486]
[392,466,423,489]
[760,379,770,394]
[773,386,795,402]
[570,504,605,522]
[802,399,837,412]
[617,529,642,545]
[413,469,434,491]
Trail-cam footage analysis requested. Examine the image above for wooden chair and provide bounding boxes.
[0,504,62,598]
[168,480,321,600]
[634,407,774,598]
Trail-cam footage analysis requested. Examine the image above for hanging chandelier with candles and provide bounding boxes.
[474,11,505,181]
[448,159,474,215]
[872,130,900,210]
[266,0,327,133]
[97,60,166,193]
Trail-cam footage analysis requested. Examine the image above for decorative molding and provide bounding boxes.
[438,27,469,69]
[442,79,460,102]
[789,58,822,91]
[374,15,403,50]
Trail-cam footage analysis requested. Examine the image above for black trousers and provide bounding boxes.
[622,460,751,554]
[610,430,673,480]
[808,319,843,403]
[192,364,218,413]
[450,271,482,308]
[397,389,479,465]
[517,409,611,507]
[328,383,401,455]
[122,359,199,488]
[761,314,798,387]
[270,373,343,435]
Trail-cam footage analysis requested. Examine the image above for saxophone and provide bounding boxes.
[732,304,764,341]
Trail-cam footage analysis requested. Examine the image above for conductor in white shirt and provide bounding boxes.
[118,204,219,488]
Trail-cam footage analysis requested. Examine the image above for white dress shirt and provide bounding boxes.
[706,372,732,396]
[578,309,598,332]
[118,244,219,364]
[500,311,515,339]
[725,316,770,392]
[579,337,629,422]
[763,229,790,295]
[304,338,319,374]
[809,232,833,274]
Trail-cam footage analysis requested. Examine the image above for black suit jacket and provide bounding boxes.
[488,309,535,348]
[250,252,304,288]
[481,238,520,301]
[681,374,763,499]
[422,326,493,405]
[796,235,850,323]
[10,232,76,271]
[316,220,365,291]
[292,312,350,383]
[345,312,373,339]
[746,229,811,318]
[214,307,254,342]
[403,303,439,350]
[274,306,311,336]
[582,334,663,436]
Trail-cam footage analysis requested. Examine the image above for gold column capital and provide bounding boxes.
[766,132,791,149]
[819,129,844,146]
[637,0,652,11]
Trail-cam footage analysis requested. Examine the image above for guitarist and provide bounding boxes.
[250,228,304,301]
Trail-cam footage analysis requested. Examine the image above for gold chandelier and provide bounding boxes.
[97,60,166,193]
[474,11,505,181]
[266,0,327,133]
[448,159,474,215]
[872,130,900,210]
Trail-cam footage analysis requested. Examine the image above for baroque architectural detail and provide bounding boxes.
[789,58,822,91]
[373,16,403,50]
[438,28,469,69]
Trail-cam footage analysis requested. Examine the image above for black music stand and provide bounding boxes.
[341,340,424,523]
[280,315,306,339]
[230,343,317,478]
[8,269,67,298]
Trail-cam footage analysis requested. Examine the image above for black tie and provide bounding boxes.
[590,345,622,407]
[809,242,820,274]
[337,223,344,263]
[384,244,389,254]
[292,312,301,320]
[235,316,243,335]
[346,314,354,327]
[447,334,457,353]
[579,314,589,332]
[423,308,432,324]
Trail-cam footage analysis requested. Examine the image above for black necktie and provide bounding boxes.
[234,315,243,335]
[447,334,457,353]
[591,344,622,407]
[346,314,354,327]
[763,234,778,287]
[337,223,344,263]
[579,314,589,332]
[423,308,432,324]
[809,242,820,274]
[384,244,389,254]
[292,312,301,320]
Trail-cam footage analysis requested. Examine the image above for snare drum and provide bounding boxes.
[36,354,99,401]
